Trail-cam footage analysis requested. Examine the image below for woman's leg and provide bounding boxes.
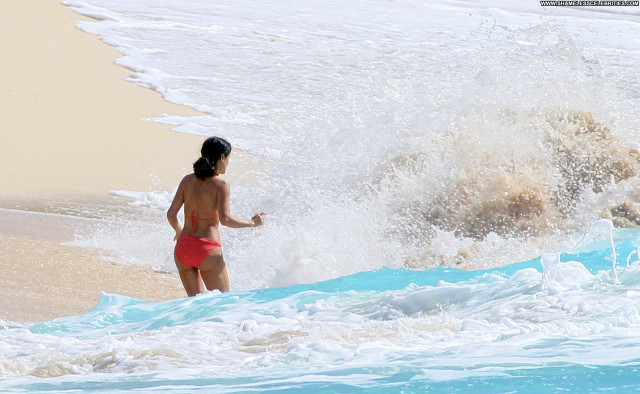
[198,249,230,292]
[175,256,206,296]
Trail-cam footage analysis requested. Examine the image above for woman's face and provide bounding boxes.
[218,153,230,174]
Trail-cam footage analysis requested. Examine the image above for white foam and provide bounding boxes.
[4,252,640,381]
[61,1,122,22]
[109,189,174,211]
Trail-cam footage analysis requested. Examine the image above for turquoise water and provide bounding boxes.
[4,227,640,392]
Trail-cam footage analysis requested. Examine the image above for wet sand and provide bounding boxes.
[0,236,185,323]
[0,0,205,322]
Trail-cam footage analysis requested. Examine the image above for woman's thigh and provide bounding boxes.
[174,257,205,296]
[198,249,229,292]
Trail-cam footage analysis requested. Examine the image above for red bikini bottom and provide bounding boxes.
[174,236,222,268]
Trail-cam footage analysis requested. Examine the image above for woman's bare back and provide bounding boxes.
[180,174,223,240]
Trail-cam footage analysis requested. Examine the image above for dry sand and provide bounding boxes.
[0,0,211,322]
[0,0,205,203]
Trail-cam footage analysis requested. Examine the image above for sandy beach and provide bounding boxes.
[0,0,207,322]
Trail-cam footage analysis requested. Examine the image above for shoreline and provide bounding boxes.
[0,0,208,323]
[0,235,185,324]
[0,0,205,202]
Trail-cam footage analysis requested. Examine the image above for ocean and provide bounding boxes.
[2,0,640,391]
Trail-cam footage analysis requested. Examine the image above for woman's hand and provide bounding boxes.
[250,212,267,227]
[173,227,182,241]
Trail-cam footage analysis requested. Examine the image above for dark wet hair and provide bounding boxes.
[193,136,232,179]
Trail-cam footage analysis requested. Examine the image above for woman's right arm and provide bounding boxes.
[216,178,265,228]
[167,178,185,239]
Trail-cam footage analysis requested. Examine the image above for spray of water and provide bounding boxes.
[229,24,640,288]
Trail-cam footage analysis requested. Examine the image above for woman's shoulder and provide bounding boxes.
[180,173,198,185]
[181,173,228,189]
[210,175,229,188]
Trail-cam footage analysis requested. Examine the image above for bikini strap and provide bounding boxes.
[186,210,219,236]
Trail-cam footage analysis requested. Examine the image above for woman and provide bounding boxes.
[167,136,265,296]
